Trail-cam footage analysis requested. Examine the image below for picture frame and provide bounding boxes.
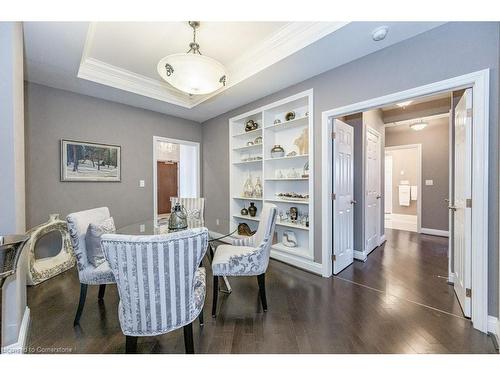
[60,139,121,182]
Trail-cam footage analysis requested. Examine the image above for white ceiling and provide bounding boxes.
[23,21,445,122]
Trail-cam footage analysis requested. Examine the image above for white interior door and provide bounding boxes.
[452,88,472,317]
[365,127,381,253]
[384,153,393,214]
[333,119,354,274]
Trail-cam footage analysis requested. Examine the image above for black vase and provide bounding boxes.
[248,202,257,217]
[241,206,249,215]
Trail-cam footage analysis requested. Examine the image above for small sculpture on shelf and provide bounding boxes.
[245,120,259,132]
[290,207,298,222]
[285,111,296,121]
[254,136,262,145]
[240,205,249,216]
[238,223,256,236]
[274,119,281,125]
[248,202,258,217]
[286,151,297,157]
[254,177,263,198]
[294,128,309,155]
[282,231,298,248]
[246,141,254,147]
[270,144,285,158]
[243,173,254,197]
[302,161,309,178]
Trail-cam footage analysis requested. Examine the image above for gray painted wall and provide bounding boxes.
[386,117,450,230]
[24,83,202,230]
[386,147,419,215]
[201,22,500,316]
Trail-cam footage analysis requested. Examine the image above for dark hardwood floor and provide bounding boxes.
[27,231,496,354]
[339,229,464,316]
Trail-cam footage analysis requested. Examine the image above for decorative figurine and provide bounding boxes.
[274,119,281,125]
[243,173,254,197]
[254,177,263,198]
[282,231,298,247]
[294,128,309,155]
[290,206,298,221]
[246,141,254,147]
[285,111,296,121]
[248,202,258,217]
[245,120,259,132]
[240,205,249,216]
[270,144,285,158]
[286,151,297,157]
[254,136,263,145]
[302,161,309,178]
[238,223,256,236]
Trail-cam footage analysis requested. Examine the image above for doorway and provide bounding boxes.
[321,70,490,332]
[153,136,200,221]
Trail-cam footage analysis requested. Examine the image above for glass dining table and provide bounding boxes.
[116,216,240,293]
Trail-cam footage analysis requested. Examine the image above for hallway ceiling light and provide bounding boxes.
[157,21,227,96]
[409,121,428,131]
[396,100,413,108]
[372,26,389,41]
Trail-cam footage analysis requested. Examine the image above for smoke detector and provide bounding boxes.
[372,26,389,41]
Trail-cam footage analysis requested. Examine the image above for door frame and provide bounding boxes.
[153,136,201,223]
[321,69,489,332]
[384,153,393,214]
[384,144,422,234]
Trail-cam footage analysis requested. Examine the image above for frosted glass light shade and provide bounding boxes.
[410,122,428,131]
[157,53,227,95]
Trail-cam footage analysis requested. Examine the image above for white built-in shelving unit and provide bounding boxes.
[229,89,314,268]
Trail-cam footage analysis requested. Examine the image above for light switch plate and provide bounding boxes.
[139,180,145,187]
[425,179,434,186]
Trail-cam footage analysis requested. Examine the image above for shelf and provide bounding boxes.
[233,214,260,222]
[265,178,309,181]
[276,221,309,230]
[232,159,262,165]
[232,144,263,151]
[232,128,262,138]
[265,154,309,161]
[265,116,308,131]
[271,243,310,257]
[265,198,309,205]
[233,197,263,201]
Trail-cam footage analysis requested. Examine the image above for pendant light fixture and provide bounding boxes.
[409,121,428,131]
[157,21,227,95]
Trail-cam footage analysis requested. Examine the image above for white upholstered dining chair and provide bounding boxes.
[66,207,116,326]
[101,227,208,354]
[211,203,277,318]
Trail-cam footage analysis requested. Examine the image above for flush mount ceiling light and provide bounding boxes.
[396,100,413,108]
[372,26,389,41]
[157,21,227,96]
[409,121,428,131]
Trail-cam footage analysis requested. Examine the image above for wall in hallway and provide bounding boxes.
[201,22,500,316]
[386,117,449,231]
[25,83,202,230]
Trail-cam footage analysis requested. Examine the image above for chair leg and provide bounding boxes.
[212,275,219,318]
[183,323,194,354]
[73,283,88,326]
[98,284,106,300]
[199,307,204,327]
[125,336,138,354]
[257,273,268,312]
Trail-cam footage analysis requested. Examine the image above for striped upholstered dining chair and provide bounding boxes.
[170,197,205,221]
[101,227,208,354]
[211,203,277,318]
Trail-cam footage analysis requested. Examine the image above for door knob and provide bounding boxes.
[448,205,457,211]
[350,200,357,205]
[376,195,381,199]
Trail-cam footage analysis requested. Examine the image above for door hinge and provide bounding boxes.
[331,131,336,139]
[466,288,472,298]
[331,193,336,200]
[466,198,472,208]
[332,254,336,261]
[466,108,473,118]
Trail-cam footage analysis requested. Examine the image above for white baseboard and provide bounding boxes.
[420,228,449,237]
[487,315,499,346]
[353,250,367,262]
[270,250,323,276]
[379,235,386,245]
[2,307,30,354]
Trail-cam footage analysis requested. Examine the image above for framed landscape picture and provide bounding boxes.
[61,139,121,182]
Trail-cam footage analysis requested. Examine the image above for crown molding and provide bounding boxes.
[77,22,348,109]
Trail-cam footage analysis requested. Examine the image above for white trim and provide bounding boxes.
[487,315,498,336]
[385,144,423,233]
[353,250,367,262]
[152,136,201,223]
[270,250,323,275]
[379,235,386,245]
[421,228,450,237]
[365,126,382,253]
[1,307,30,354]
[79,22,346,109]
[321,69,490,333]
